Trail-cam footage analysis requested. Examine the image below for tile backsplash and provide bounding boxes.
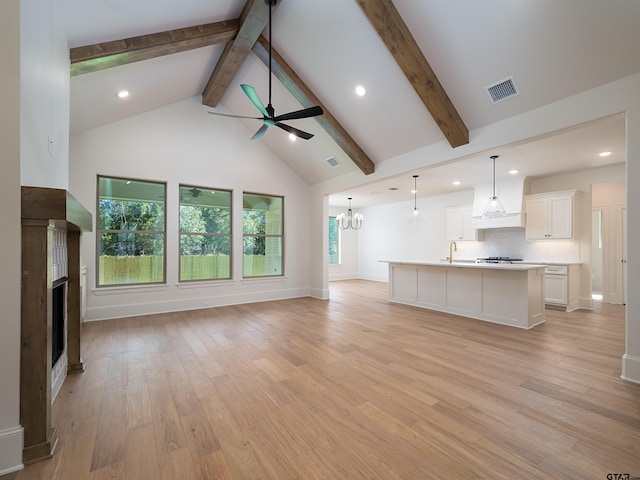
[452,228,581,262]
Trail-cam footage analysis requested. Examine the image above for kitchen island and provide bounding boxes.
[382,261,546,329]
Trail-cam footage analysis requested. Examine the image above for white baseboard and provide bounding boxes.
[85,287,310,321]
[578,296,594,310]
[328,273,358,281]
[621,353,640,384]
[357,273,388,283]
[309,287,329,300]
[0,426,24,476]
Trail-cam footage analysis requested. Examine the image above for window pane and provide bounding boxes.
[242,192,284,278]
[98,233,164,285]
[243,193,283,235]
[328,216,339,264]
[179,186,231,233]
[180,235,231,281]
[243,236,282,277]
[179,185,232,281]
[97,176,166,286]
[98,177,165,231]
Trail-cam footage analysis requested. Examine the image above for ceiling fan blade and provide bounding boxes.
[240,84,270,118]
[273,105,323,122]
[275,122,314,140]
[251,123,270,140]
[207,111,262,121]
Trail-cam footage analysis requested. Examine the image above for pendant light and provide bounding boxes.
[336,197,363,230]
[482,155,507,218]
[408,175,426,224]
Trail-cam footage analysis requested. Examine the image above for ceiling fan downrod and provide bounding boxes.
[266,0,276,116]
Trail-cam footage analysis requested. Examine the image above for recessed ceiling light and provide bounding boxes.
[509,169,519,175]
[288,134,296,142]
[355,85,366,97]
[117,90,129,98]
[452,180,461,186]
[599,151,612,157]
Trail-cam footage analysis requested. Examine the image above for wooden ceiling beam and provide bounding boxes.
[69,20,239,76]
[354,0,469,148]
[68,0,376,174]
[253,36,375,175]
[202,0,279,107]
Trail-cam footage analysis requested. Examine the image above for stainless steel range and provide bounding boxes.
[476,256,522,264]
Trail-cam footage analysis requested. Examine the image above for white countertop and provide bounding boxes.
[516,261,582,266]
[381,260,546,271]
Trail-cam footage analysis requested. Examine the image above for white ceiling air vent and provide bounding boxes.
[486,75,519,104]
[326,156,340,167]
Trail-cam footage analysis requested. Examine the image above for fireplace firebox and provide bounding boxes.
[51,278,67,368]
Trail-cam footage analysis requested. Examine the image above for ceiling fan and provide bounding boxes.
[207,0,323,140]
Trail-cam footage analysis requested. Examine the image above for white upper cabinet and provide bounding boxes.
[446,204,477,241]
[525,190,577,240]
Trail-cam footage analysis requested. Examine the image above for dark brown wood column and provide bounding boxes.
[66,229,84,373]
[20,218,57,463]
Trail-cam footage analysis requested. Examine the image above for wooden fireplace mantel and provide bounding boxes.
[20,186,92,465]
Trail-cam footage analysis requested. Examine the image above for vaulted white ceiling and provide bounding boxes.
[64,0,637,203]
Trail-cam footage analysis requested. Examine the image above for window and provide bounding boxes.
[97,176,166,286]
[243,193,283,277]
[179,185,231,281]
[328,216,340,264]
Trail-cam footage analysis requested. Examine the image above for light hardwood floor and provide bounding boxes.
[14,280,640,479]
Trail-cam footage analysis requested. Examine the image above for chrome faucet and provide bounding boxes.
[448,241,457,263]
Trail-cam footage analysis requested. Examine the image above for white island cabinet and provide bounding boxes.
[383,261,546,329]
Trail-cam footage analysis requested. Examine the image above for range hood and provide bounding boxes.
[472,176,528,229]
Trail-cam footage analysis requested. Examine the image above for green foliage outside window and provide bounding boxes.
[97,176,166,286]
[179,185,231,281]
[243,193,283,277]
[328,216,339,264]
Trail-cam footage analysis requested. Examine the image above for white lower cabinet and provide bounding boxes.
[544,264,580,311]
[387,262,546,329]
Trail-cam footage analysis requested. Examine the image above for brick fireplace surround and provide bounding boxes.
[20,187,91,465]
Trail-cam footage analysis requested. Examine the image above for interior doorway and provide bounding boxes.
[592,181,626,304]
[591,209,604,300]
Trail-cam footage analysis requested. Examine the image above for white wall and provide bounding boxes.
[624,100,640,383]
[357,190,474,282]
[0,1,24,474]
[20,0,70,188]
[69,96,312,321]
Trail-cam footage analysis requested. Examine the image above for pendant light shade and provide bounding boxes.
[482,155,507,218]
[408,175,426,224]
